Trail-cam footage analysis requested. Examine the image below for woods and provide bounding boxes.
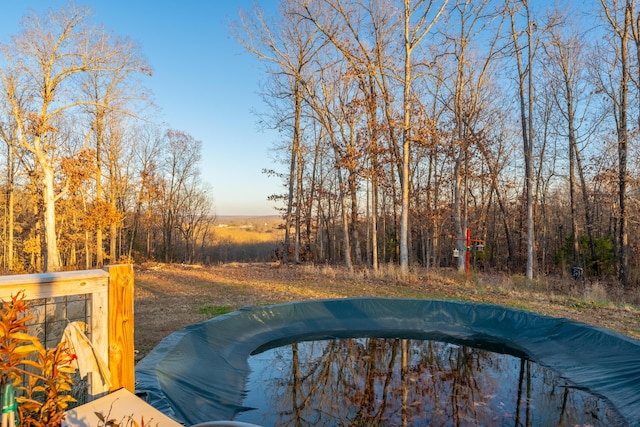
[2,1,640,291]
[0,5,213,272]
[233,0,640,288]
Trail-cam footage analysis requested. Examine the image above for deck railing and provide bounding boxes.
[0,264,134,399]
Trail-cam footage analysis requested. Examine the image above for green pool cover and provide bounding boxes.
[135,298,640,426]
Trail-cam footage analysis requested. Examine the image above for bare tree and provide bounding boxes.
[507,0,538,280]
[80,35,151,266]
[442,0,503,273]
[233,1,323,264]
[598,0,634,287]
[158,129,202,263]
[299,0,394,270]
[127,125,163,260]
[0,5,135,271]
[0,97,21,271]
[176,181,213,263]
[398,0,448,274]
[542,8,601,276]
[301,60,355,270]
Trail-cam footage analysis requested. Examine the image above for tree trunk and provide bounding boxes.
[454,151,466,272]
[110,220,117,264]
[349,172,362,265]
[568,117,580,268]
[7,179,13,271]
[334,154,352,271]
[295,140,303,263]
[5,142,14,271]
[283,78,303,264]
[525,11,535,281]
[617,3,630,288]
[368,79,380,271]
[96,131,104,267]
[574,142,598,274]
[509,1,535,280]
[399,1,412,275]
[42,165,61,272]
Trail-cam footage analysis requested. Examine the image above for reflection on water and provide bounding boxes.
[234,338,623,426]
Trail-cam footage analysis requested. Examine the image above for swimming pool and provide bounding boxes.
[135,298,640,426]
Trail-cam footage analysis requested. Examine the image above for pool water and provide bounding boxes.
[233,338,623,426]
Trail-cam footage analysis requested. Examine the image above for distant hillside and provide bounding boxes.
[215,216,282,232]
[216,215,281,224]
[206,215,283,262]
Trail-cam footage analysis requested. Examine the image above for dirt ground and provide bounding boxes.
[133,262,640,362]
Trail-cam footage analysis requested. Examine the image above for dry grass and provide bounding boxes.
[213,226,284,244]
[133,262,640,362]
[212,217,284,244]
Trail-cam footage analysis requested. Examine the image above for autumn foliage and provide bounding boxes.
[0,292,76,427]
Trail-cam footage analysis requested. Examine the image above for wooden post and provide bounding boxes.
[104,264,135,393]
[90,286,109,398]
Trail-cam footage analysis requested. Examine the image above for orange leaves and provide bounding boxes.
[16,341,77,427]
[59,148,97,188]
[85,200,122,231]
[1,292,37,380]
[25,112,59,136]
[1,292,77,427]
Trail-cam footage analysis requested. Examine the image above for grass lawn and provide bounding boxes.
[133,262,640,361]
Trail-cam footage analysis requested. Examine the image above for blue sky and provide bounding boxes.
[0,0,281,217]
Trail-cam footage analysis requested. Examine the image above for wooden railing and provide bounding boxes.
[0,264,134,399]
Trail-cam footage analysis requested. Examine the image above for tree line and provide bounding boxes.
[234,0,640,287]
[0,5,213,272]
[3,0,640,286]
